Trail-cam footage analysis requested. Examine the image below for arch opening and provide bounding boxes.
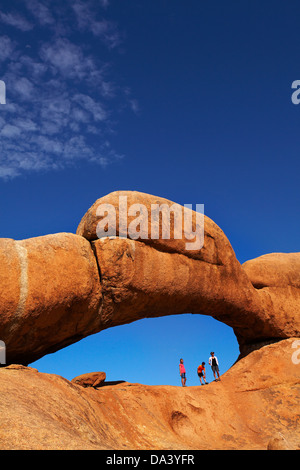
[31,314,240,386]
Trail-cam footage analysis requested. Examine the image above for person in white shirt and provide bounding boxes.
[209,352,221,381]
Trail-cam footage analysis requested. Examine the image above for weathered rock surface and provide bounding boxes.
[242,252,300,289]
[0,233,102,365]
[0,340,299,450]
[241,252,300,355]
[0,191,299,364]
[0,193,299,451]
[71,372,106,388]
[80,191,300,357]
[76,190,227,264]
[92,236,300,358]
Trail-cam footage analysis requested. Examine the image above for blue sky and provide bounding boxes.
[0,0,299,386]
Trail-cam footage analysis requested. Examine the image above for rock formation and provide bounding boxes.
[0,233,102,365]
[0,339,299,450]
[0,190,299,364]
[71,371,106,388]
[0,190,299,449]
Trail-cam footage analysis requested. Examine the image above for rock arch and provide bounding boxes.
[0,191,299,365]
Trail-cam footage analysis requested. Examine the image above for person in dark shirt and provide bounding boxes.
[209,352,221,381]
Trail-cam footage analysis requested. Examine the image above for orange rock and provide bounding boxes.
[242,252,300,289]
[71,372,106,388]
[0,239,22,336]
[92,237,258,333]
[0,191,299,366]
[0,339,299,450]
[77,191,300,358]
[241,252,300,355]
[0,233,102,365]
[76,190,231,265]
[0,191,299,450]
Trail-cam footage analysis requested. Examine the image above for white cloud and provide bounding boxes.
[24,0,55,26]
[129,98,140,115]
[19,56,48,79]
[0,36,16,62]
[0,11,33,31]
[30,135,63,154]
[14,77,35,100]
[72,107,91,123]
[14,118,37,132]
[39,38,96,79]
[73,93,107,121]
[0,166,20,179]
[0,0,133,179]
[1,124,22,137]
[71,0,120,48]
[90,20,120,48]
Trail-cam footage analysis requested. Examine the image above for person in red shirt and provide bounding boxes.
[197,362,208,385]
[179,358,187,387]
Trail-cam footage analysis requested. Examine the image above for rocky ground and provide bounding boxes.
[0,338,299,450]
[1,191,299,450]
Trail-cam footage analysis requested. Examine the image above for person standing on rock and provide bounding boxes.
[179,358,187,387]
[209,352,220,381]
[197,362,208,385]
